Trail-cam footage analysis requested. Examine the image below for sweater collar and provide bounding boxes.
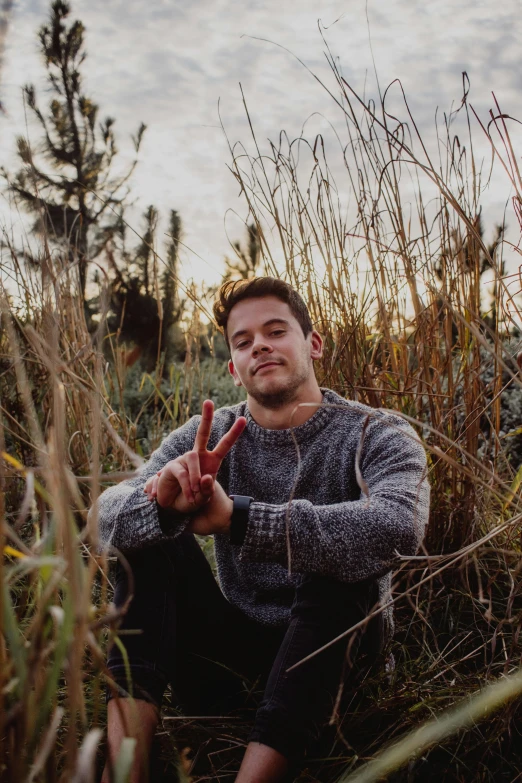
[243,388,342,444]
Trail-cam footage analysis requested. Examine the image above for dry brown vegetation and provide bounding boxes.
[1,56,522,782]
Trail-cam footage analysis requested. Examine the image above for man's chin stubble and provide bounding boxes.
[246,368,310,410]
[248,385,299,410]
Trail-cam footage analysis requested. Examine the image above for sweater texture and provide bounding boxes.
[93,388,430,642]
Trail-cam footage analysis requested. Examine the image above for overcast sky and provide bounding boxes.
[1,0,521,288]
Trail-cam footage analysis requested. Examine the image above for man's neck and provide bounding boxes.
[247,382,324,430]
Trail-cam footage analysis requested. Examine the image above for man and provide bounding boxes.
[96,277,430,783]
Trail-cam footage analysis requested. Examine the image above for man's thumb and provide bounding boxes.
[201,474,214,496]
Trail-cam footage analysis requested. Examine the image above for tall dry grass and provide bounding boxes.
[227,67,522,550]
[0,250,216,780]
[224,59,522,780]
[1,61,522,782]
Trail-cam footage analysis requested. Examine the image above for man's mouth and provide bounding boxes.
[254,361,282,374]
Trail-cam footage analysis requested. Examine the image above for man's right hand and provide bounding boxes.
[143,400,247,514]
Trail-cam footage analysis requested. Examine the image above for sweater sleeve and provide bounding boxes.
[90,416,200,552]
[238,415,430,583]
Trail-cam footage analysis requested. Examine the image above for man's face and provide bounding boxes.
[227,296,323,409]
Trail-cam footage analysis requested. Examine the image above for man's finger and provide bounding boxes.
[185,450,202,495]
[194,399,214,452]
[150,475,159,499]
[159,462,193,506]
[192,474,214,507]
[212,416,247,461]
[144,474,159,498]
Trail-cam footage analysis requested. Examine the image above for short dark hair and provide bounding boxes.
[213,277,313,349]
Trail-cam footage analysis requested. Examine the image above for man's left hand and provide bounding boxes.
[185,479,233,536]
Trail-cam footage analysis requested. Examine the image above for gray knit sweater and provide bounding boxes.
[94,389,430,639]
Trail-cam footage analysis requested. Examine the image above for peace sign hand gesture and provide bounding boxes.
[144,400,247,515]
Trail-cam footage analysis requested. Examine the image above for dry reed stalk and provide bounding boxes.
[222,53,522,780]
[1,46,522,782]
[228,60,522,546]
[0,238,223,779]
[0,251,122,780]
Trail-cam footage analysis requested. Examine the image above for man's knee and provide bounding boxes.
[105,662,167,710]
[289,572,383,665]
[291,573,379,621]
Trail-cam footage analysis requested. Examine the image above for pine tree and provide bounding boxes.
[105,206,184,368]
[2,0,145,298]
[223,222,261,281]
[162,209,183,329]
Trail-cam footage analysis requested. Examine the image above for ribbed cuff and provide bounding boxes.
[239,501,289,564]
[155,500,190,537]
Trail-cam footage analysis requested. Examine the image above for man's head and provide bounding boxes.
[213,277,323,410]
[213,277,314,347]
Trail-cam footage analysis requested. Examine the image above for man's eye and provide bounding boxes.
[271,330,285,336]
[236,341,249,349]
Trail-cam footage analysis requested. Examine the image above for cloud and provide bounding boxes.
[1,0,521,284]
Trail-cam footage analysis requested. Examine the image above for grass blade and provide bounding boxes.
[339,667,522,783]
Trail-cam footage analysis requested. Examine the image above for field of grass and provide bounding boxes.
[1,64,522,782]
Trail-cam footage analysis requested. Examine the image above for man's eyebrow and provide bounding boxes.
[230,318,290,344]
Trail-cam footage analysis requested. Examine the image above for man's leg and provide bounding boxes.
[236,742,289,783]
[101,533,258,783]
[102,698,159,783]
[240,573,382,781]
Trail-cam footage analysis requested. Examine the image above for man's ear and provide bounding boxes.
[228,359,243,387]
[310,330,323,361]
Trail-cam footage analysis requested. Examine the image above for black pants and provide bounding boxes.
[106,533,381,762]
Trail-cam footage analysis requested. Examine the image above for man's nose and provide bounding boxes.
[252,340,273,357]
